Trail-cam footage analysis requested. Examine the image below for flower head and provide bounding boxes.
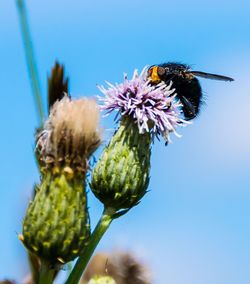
[36,96,101,174]
[98,67,188,142]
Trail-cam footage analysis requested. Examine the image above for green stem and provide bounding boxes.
[65,207,116,284]
[16,0,45,127]
[28,252,40,284]
[39,261,54,284]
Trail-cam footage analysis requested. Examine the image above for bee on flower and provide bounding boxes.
[91,67,190,212]
[98,67,189,144]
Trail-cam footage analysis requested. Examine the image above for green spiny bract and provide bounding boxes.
[91,117,151,211]
[22,170,90,265]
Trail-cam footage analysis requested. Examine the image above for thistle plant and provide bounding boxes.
[17,62,188,284]
[5,0,236,283]
[20,97,101,283]
[65,68,187,284]
[16,2,190,283]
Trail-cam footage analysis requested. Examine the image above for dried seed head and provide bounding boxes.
[37,96,101,174]
[48,61,69,110]
[82,251,151,284]
[109,252,151,284]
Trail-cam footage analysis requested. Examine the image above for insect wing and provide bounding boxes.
[191,71,234,82]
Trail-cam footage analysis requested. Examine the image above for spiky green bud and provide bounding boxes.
[22,170,90,265]
[91,117,151,211]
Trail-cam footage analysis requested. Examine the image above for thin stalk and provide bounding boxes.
[28,252,40,284]
[16,0,45,127]
[65,207,116,284]
[39,261,54,284]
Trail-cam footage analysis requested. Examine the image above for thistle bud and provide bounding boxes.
[21,97,101,265]
[82,251,151,284]
[87,276,116,284]
[91,117,151,211]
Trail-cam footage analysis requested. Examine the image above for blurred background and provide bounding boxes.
[0,0,250,283]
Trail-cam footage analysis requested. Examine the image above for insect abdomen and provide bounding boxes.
[175,77,202,119]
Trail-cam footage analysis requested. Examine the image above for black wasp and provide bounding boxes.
[147,62,234,120]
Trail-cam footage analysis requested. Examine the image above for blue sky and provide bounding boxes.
[0,0,250,283]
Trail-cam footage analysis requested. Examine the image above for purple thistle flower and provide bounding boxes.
[98,67,190,142]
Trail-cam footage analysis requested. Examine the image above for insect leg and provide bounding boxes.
[181,96,196,119]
